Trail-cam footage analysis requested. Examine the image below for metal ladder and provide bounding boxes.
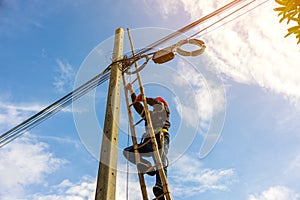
[121,29,172,200]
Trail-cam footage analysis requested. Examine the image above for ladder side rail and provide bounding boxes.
[122,74,149,200]
[127,28,172,200]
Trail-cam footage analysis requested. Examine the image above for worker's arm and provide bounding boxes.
[145,97,161,106]
[125,83,145,116]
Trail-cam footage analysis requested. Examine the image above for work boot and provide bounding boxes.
[137,162,156,176]
[153,185,165,200]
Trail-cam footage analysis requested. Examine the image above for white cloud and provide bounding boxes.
[54,59,76,94]
[0,100,46,132]
[20,154,236,199]
[0,98,74,135]
[155,0,183,19]
[170,60,226,157]
[0,134,67,200]
[116,168,147,200]
[288,155,300,172]
[37,135,82,149]
[152,0,300,107]
[169,154,236,197]
[285,154,300,179]
[172,60,226,130]
[248,186,300,200]
[174,62,213,123]
[31,176,96,200]
[29,166,143,200]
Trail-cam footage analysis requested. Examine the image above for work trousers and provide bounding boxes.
[123,133,169,187]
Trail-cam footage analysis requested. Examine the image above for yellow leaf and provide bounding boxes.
[285,32,293,37]
[275,0,288,6]
[280,15,288,23]
[287,25,300,32]
[286,1,297,10]
[274,7,286,11]
[277,12,285,17]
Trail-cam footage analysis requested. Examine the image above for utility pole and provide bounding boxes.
[95,28,124,200]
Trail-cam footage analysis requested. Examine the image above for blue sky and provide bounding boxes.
[1,0,300,200]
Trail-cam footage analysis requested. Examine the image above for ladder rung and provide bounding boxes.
[124,29,172,200]
[131,77,138,84]
[134,117,144,126]
[152,192,169,200]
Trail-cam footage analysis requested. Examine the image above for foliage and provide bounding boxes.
[274,0,300,45]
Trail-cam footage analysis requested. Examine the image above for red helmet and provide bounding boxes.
[156,97,168,107]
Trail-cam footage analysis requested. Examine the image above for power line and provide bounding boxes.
[0,66,112,148]
[188,0,270,38]
[0,0,262,148]
[135,0,253,56]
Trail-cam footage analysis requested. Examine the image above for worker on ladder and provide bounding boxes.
[123,83,171,200]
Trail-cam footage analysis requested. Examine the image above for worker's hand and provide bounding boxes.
[125,83,133,91]
[135,94,143,102]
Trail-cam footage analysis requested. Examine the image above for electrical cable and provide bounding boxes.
[0,53,148,148]
[125,122,130,200]
[125,57,150,75]
[188,0,269,38]
[0,71,111,147]
[135,0,252,56]
[0,65,112,148]
[125,72,131,200]
[0,72,110,148]
[0,0,265,148]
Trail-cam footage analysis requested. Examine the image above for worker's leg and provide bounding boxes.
[123,140,153,166]
[154,135,169,186]
[153,135,169,199]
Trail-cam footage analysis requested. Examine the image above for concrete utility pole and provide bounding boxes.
[95,28,124,200]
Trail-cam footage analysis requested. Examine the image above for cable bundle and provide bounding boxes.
[0,66,112,148]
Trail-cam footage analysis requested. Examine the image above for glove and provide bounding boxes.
[135,94,143,102]
[125,83,132,90]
